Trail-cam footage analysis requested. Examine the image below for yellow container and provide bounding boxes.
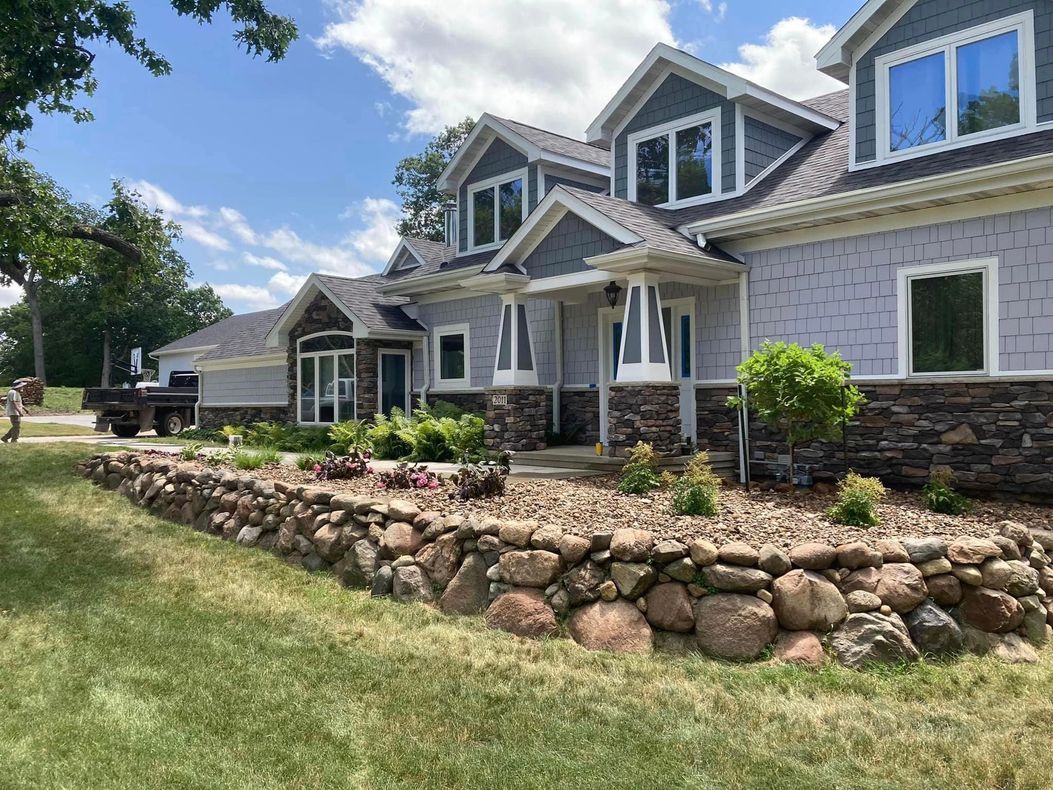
[595,442,603,456]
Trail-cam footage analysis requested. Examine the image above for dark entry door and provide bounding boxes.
[380,350,409,416]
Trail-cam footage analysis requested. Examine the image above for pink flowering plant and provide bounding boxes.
[314,448,372,481]
[377,462,441,491]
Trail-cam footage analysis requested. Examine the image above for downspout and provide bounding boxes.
[737,270,751,485]
[552,300,563,434]
[194,366,202,428]
[420,324,431,407]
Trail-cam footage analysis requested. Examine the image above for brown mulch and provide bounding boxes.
[228,462,1053,548]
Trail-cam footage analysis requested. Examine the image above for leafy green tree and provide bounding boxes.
[0,0,298,142]
[393,117,475,240]
[728,341,865,477]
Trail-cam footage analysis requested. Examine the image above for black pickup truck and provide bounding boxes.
[82,372,198,438]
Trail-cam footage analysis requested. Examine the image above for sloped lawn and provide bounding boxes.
[0,418,96,437]
[0,444,1051,790]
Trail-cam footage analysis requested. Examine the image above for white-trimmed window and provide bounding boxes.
[467,169,527,251]
[433,323,471,388]
[297,332,356,424]
[876,12,1035,162]
[897,258,999,377]
[627,108,721,208]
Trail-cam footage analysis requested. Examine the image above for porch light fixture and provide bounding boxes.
[603,280,622,309]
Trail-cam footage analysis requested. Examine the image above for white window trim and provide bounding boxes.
[627,108,722,209]
[377,348,411,415]
[896,257,1000,379]
[466,168,529,253]
[873,11,1037,166]
[432,322,471,390]
[296,331,357,425]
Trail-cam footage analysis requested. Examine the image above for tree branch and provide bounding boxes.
[67,225,143,264]
[0,191,25,208]
[0,255,26,285]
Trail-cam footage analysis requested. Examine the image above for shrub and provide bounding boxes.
[329,420,372,453]
[923,468,971,516]
[220,425,245,439]
[618,441,662,495]
[377,462,440,491]
[314,449,372,481]
[428,399,478,420]
[233,447,280,470]
[449,459,509,501]
[179,442,203,461]
[366,407,486,463]
[177,427,220,442]
[296,453,324,472]
[670,452,721,516]
[368,409,413,459]
[827,472,885,527]
[729,340,865,480]
[204,448,232,467]
[243,421,331,453]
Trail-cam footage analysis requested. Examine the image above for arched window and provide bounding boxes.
[297,332,355,424]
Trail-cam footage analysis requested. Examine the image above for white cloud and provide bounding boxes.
[0,282,21,309]
[127,180,208,219]
[181,221,232,251]
[209,283,279,311]
[315,0,675,137]
[268,271,308,295]
[243,252,287,271]
[218,207,259,245]
[720,17,843,100]
[342,198,401,262]
[699,0,727,21]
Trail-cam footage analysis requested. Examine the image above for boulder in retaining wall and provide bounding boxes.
[568,599,653,655]
[694,594,777,661]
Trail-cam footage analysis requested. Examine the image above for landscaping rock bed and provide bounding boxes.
[82,452,1053,668]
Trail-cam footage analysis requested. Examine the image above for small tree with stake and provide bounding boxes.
[727,341,865,484]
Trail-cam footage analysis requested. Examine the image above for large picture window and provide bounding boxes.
[899,260,998,377]
[628,109,719,207]
[468,171,526,250]
[433,323,471,388]
[878,13,1033,160]
[298,333,356,424]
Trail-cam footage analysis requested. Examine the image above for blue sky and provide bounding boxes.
[10,0,857,313]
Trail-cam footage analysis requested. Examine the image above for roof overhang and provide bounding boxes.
[459,271,531,294]
[584,246,746,282]
[264,274,372,347]
[483,186,644,273]
[195,352,287,371]
[815,0,913,82]
[437,114,609,193]
[679,150,1053,242]
[149,343,216,359]
[377,264,490,298]
[586,43,840,145]
[381,239,427,276]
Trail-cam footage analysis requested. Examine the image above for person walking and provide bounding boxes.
[2,380,29,443]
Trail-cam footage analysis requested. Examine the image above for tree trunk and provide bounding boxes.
[101,328,112,388]
[24,273,47,385]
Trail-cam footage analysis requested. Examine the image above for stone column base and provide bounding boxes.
[485,387,548,452]
[607,383,681,457]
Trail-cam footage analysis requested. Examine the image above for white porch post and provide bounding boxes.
[492,292,539,386]
[615,272,670,382]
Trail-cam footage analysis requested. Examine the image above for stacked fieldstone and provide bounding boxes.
[81,452,1053,668]
[484,387,548,451]
[607,383,681,457]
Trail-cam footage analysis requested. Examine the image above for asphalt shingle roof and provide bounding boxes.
[151,308,285,356]
[316,274,425,333]
[383,240,497,283]
[195,306,289,362]
[491,116,612,166]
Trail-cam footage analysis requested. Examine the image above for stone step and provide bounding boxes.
[510,447,737,475]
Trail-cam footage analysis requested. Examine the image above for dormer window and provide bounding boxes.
[467,169,527,251]
[875,13,1034,162]
[627,109,721,208]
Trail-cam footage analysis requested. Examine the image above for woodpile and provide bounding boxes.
[14,377,44,406]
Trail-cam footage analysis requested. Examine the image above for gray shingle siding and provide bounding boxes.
[543,173,604,194]
[528,164,538,212]
[743,116,801,183]
[613,73,736,200]
[202,365,288,406]
[855,0,1053,163]
[743,207,1053,375]
[521,214,621,279]
[457,139,529,253]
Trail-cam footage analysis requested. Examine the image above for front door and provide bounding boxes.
[599,311,623,444]
[661,301,696,445]
[379,350,410,416]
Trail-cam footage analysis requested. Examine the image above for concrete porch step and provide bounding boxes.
[510,446,737,474]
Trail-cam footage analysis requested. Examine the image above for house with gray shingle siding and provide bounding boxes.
[181,0,1053,497]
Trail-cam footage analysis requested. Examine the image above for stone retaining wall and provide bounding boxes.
[198,406,291,430]
[81,452,1053,668]
[695,386,737,453]
[607,384,681,457]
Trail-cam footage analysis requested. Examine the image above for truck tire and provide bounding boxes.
[157,411,185,437]
[111,423,140,438]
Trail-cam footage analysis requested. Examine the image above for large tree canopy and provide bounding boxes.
[393,117,475,241]
[0,0,298,141]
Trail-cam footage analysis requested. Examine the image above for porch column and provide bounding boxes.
[615,272,671,382]
[607,272,680,457]
[492,293,538,386]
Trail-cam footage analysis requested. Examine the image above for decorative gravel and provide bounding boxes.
[237,463,1053,547]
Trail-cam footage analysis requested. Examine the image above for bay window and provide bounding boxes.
[468,171,526,250]
[298,333,356,424]
[878,13,1033,160]
[628,109,719,207]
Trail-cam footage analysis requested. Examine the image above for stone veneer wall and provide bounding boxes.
[82,451,1053,667]
[285,293,355,418]
[198,406,291,429]
[560,390,600,445]
[695,386,738,453]
[745,380,1053,499]
[485,387,549,451]
[356,339,414,420]
[607,384,682,457]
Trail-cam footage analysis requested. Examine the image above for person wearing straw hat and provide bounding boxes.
[2,380,29,443]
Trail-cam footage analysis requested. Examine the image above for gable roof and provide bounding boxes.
[437,113,610,193]
[586,43,840,145]
[194,306,289,362]
[151,308,284,356]
[315,274,425,333]
[815,0,911,81]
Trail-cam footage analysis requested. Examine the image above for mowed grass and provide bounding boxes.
[0,445,1051,790]
[39,386,89,414]
[0,418,96,437]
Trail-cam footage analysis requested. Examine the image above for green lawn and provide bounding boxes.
[0,418,96,437]
[38,386,89,415]
[0,444,1051,789]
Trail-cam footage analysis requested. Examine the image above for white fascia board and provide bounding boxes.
[377,265,490,297]
[679,150,1053,240]
[815,0,913,80]
[382,239,427,277]
[585,246,746,279]
[264,274,369,346]
[195,353,287,371]
[459,272,530,294]
[534,151,610,178]
[149,343,217,359]
[483,187,643,272]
